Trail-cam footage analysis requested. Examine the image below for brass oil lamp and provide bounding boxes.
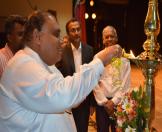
[133,0,161,131]
[124,0,161,131]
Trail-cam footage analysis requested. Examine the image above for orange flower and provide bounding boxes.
[116,105,122,112]
[116,127,122,132]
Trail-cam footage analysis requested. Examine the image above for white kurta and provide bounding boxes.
[0,47,104,132]
[93,57,131,106]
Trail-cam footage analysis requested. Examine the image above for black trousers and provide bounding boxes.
[72,99,90,132]
[96,105,116,132]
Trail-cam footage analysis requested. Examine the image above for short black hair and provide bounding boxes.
[4,14,26,35]
[65,18,80,34]
[23,10,57,43]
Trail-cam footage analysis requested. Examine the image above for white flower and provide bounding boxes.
[117,119,123,127]
[132,87,139,92]
[125,125,136,132]
[122,97,132,113]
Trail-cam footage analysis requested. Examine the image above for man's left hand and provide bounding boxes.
[103,100,115,117]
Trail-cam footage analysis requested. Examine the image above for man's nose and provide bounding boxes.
[107,36,112,40]
[73,28,80,33]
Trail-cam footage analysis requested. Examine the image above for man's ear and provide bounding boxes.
[33,29,41,45]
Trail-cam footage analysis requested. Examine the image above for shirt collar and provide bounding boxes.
[23,46,49,68]
[71,42,82,51]
[4,44,14,56]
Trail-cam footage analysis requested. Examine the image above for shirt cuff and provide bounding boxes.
[112,96,120,105]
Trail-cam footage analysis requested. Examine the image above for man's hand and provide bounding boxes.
[96,44,122,66]
[103,100,115,117]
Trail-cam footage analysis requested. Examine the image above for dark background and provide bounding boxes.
[0,0,162,57]
[85,0,162,56]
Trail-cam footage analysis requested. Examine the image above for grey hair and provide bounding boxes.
[102,25,118,38]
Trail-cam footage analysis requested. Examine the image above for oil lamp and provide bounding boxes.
[124,0,161,131]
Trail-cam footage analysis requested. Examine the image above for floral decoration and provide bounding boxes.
[115,86,150,132]
[111,58,150,131]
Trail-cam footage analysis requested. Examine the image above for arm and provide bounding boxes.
[93,81,109,106]
[1,44,122,114]
[0,53,5,78]
[93,58,131,115]
[1,57,104,114]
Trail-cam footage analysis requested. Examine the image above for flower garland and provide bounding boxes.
[111,58,123,90]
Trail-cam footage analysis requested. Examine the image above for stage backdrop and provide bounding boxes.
[0,0,72,36]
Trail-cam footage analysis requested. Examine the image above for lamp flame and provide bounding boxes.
[123,49,136,59]
[130,50,136,58]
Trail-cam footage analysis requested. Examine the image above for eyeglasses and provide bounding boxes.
[69,28,81,33]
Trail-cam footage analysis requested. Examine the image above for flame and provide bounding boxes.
[123,49,136,59]
[130,50,136,58]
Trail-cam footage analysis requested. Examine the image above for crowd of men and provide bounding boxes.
[0,10,129,132]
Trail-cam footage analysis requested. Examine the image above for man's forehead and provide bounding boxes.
[103,31,114,35]
[103,29,116,36]
[69,21,80,27]
[104,27,113,32]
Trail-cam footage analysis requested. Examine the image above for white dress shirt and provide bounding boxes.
[93,57,131,106]
[71,42,82,72]
[0,46,104,132]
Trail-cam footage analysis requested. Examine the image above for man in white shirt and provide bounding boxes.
[93,26,131,132]
[0,11,122,132]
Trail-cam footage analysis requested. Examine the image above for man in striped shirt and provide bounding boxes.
[0,15,26,77]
